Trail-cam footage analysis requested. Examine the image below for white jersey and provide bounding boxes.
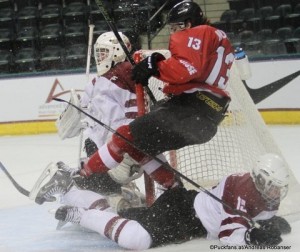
[80,62,138,148]
[194,172,279,245]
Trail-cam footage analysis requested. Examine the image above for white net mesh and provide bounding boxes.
[137,49,300,218]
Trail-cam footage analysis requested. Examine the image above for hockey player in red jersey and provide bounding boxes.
[75,1,235,183]
[54,153,291,249]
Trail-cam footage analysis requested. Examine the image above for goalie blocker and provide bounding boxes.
[130,91,230,156]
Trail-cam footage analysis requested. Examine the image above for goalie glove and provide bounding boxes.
[131,52,165,86]
[245,226,282,246]
[56,89,85,140]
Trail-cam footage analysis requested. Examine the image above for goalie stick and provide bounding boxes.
[53,97,260,228]
[94,0,157,104]
[0,162,60,203]
[0,162,29,197]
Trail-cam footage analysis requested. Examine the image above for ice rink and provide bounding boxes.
[0,125,300,251]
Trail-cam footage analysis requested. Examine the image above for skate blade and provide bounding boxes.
[29,162,59,201]
[48,208,68,230]
[56,220,68,230]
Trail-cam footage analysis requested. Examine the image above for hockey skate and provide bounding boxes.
[55,205,85,224]
[30,162,75,205]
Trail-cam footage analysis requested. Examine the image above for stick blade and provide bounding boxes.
[0,162,30,197]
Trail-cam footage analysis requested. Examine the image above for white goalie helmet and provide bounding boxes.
[94,31,131,76]
[251,153,289,206]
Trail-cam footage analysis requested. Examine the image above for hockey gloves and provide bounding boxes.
[245,226,282,246]
[257,216,291,235]
[131,52,165,86]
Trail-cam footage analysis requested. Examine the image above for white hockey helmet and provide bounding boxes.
[94,31,131,76]
[251,153,289,206]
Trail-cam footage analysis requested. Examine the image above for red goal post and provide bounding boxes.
[133,49,300,219]
[133,49,171,205]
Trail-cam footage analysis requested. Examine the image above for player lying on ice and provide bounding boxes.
[48,30,180,202]
[34,153,291,249]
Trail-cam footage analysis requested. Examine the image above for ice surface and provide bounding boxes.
[0,125,300,251]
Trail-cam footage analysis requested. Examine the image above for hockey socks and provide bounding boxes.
[80,209,152,250]
[81,125,138,177]
[80,150,109,177]
[81,125,177,188]
[62,186,109,209]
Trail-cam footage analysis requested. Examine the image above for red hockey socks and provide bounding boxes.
[81,125,145,177]
[109,125,146,163]
[80,150,109,177]
[81,125,177,188]
[109,126,177,188]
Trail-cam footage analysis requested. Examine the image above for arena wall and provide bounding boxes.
[0,59,299,136]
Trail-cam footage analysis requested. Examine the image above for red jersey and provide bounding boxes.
[103,61,137,93]
[157,25,234,96]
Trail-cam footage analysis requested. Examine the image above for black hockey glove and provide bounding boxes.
[131,52,165,86]
[245,226,282,246]
[257,216,291,235]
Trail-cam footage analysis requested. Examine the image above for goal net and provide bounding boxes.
[134,49,300,218]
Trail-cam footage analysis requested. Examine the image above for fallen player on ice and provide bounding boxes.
[31,153,291,250]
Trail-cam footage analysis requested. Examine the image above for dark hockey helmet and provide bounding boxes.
[167,1,204,27]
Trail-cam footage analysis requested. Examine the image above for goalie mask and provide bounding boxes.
[167,1,204,33]
[251,153,289,206]
[94,31,131,76]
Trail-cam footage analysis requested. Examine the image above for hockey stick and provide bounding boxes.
[0,162,30,197]
[94,0,157,104]
[53,97,259,228]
